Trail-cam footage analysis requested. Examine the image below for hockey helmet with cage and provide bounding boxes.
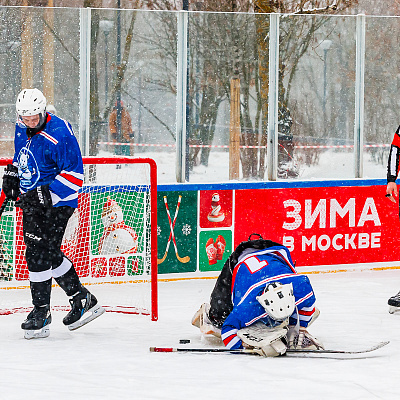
[256,281,295,321]
[16,88,47,119]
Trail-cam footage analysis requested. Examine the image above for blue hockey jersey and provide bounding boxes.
[221,245,317,350]
[12,113,83,208]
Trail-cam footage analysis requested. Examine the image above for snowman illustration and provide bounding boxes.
[207,192,225,222]
[61,208,80,259]
[98,197,138,255]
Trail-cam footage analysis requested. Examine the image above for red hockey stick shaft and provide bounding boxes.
[149,347,259,355]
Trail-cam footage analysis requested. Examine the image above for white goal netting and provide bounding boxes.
[0,157,158,320]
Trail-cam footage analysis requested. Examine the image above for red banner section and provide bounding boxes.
[235,185,399,267]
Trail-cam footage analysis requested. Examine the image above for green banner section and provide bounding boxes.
[199,229,232,272]
[157,191,198,274]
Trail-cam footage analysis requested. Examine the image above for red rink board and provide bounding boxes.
[234,185,399,267]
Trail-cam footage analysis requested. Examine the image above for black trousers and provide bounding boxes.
[22,205,74,273]
[22,206,81,306]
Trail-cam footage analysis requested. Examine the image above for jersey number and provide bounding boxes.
[244,256,268,273]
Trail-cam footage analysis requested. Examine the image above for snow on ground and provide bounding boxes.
[1,268,400,400]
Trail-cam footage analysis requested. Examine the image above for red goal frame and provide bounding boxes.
[0,156,158,321]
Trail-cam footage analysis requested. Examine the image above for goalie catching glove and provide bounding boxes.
[238,322,288,357]
[287,326,324,350]
[15,185,53,214]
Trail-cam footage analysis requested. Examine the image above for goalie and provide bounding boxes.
[192,235,323,357]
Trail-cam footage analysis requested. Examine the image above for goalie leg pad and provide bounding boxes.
[191,303,221,338]
[307,307,320,326]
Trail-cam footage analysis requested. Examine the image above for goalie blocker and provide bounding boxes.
[191,235,323,356]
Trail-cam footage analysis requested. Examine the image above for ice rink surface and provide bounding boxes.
[1,268,400,400]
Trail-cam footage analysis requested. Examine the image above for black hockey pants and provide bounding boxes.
[22,205,81,306]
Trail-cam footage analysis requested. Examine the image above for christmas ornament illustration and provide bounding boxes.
[207,192,225,222]
[98,197,138,255]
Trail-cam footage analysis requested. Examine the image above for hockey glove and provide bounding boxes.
[15,185,53,214]
[287,326,324,350]
[2,164,19,201]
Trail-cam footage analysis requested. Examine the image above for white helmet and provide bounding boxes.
[16,88,47,117]
[256,282,295,321]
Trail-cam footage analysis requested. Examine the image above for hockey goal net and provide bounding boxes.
[0,157,158,320]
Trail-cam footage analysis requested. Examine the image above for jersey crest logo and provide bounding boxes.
[16,148,40,190]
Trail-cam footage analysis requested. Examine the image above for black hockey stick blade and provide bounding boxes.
[286,340,390,354]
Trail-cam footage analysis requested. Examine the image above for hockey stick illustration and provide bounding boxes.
[164,196,190,263]
[157,195,182,265]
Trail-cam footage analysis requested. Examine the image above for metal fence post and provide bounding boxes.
[79,7,91,157]
[267,13,280,181]
[354,14,365,178]
[176,10,188,183]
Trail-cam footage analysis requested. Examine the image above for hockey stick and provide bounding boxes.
[150,341,389,356]
[164,196,190,263]
[150,347,259,355]
[157,195,182,265]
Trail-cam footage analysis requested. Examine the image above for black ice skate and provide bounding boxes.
[63,286,105,331]
[388,291,400,314]
[21,305,52,339]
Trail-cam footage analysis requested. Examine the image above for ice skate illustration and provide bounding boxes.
[207,193,225,222]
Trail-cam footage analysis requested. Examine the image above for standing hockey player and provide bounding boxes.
[192,235,323,357]
[1,88,105,339]
[386,125,400,314]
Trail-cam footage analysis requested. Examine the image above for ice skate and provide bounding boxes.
[191,303,221,338]
[388,291,400,314]
[63,287,105,331]
[21,305,52,339]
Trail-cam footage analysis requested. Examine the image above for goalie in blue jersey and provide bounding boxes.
[192,235,324,357]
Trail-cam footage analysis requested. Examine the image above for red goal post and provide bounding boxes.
[0,156,158,321]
